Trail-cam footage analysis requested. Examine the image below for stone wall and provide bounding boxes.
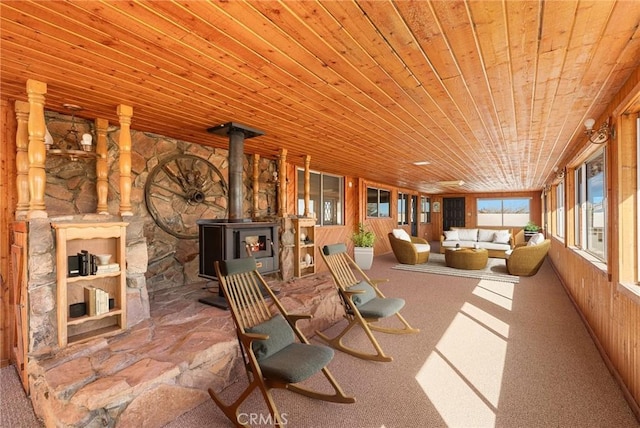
[26,214,149,355]
[44,111,279,293]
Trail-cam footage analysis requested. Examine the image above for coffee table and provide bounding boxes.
[445,248,489,270]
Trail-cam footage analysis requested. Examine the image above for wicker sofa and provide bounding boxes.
[505,237,550,276]
[440,227,524,259]
[388,229,431,264]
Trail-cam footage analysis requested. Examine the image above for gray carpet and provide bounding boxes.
[2,252,638,427]
[392,252,519,283]
[0,365,43,427]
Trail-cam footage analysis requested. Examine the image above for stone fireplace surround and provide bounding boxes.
[22,112,315,426]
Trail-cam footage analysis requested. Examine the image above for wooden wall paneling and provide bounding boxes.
[9,222,28,392]
[617,113,638,283]
[1,99,17,367]
[549,166,640,418]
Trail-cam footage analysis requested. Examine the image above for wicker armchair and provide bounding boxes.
[505,239,551,276]
[388,232,430,265]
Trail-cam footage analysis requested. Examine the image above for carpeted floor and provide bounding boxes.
[0,365,43,427]
[392,252,519,283]
[2,252,639,428]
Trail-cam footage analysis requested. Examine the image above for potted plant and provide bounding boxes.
[352,223,376,270]
[523,221,540,241]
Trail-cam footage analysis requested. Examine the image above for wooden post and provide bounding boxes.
[26,79,47,218]
[252,153,260,219]
[304,155,311,217]
[15,101,30,217]
[117,105,133,216]
[95,118,109,214]
[277,148,287,217]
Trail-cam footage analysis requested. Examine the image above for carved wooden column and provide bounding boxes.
[252,153,260,219]
[304,155,311,217]
[95,118,109,214]
[26,79,47,218]
[15,101,30,218]
[117,104,133,216]
[277,148,287,217]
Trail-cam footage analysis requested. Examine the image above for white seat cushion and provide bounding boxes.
[477,242,511,251]
[413,243,431,253]
[392,228,411,242]
[441,240,476,248]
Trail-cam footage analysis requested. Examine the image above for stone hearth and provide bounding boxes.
[28,273,341,427]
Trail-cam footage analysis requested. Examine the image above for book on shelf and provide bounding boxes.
[84,286,110,316]
[96,263,120,274]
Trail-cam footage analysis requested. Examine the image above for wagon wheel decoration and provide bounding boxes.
[145,154,228,239]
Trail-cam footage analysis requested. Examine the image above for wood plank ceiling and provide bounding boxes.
[1,0,639,193]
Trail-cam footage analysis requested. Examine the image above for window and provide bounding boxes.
[296,170,344,226]
[556,181,565,239]
[398,192,408,225]
[421,196,431,223]
[367,187,391,218]
[477,198,530,226]
[575,166,584,248]
[575,150,606,261]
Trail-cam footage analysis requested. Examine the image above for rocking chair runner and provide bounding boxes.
[209,257,354,427]
[318,243,419,362]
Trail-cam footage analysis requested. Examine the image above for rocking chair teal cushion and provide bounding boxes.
[357,297,406,319]
[349,281,377,305]
[247,314,295,360]
[258,343,334,384]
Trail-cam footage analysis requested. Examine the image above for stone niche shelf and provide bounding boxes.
[52,221,128,347]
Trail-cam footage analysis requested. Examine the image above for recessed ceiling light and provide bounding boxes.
[413,161,430,166]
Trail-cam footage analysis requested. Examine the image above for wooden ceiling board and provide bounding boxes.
[151,1,431,166]
[1,0,639,193]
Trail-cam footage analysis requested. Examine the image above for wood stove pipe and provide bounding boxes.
[207,122,265,221]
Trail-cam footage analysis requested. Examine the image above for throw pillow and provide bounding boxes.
[349,281,377,306]
[527,232,545,246]
[493,230,511,244]
[392,228,411,242]
[444,230,459,241]
[478,229,496,242]
[247,314,295,360]
[456,228,479,241]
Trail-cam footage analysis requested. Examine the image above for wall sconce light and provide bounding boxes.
[553,166,565,179]
[584,117,614,144]
[45,104,97,161]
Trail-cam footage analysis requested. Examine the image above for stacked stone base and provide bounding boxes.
[28,274,341,427]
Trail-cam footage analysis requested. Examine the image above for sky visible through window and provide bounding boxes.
[477,198,530,227]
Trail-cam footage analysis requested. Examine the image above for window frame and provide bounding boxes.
[556,181,565,239]
[367,187,391,218]
[398,192,408,225]
[574,150,607,262]
[420,196,431,224]
[476,198,531,227]
[296,169,344,226]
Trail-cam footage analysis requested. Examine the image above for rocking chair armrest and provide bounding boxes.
[343,289,366,296]
[286,314,313,325]
[370,278,389,285]
[239,331,270,344]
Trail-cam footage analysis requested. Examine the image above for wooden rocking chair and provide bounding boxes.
[209,257,355,427]
[318,243,419,362]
